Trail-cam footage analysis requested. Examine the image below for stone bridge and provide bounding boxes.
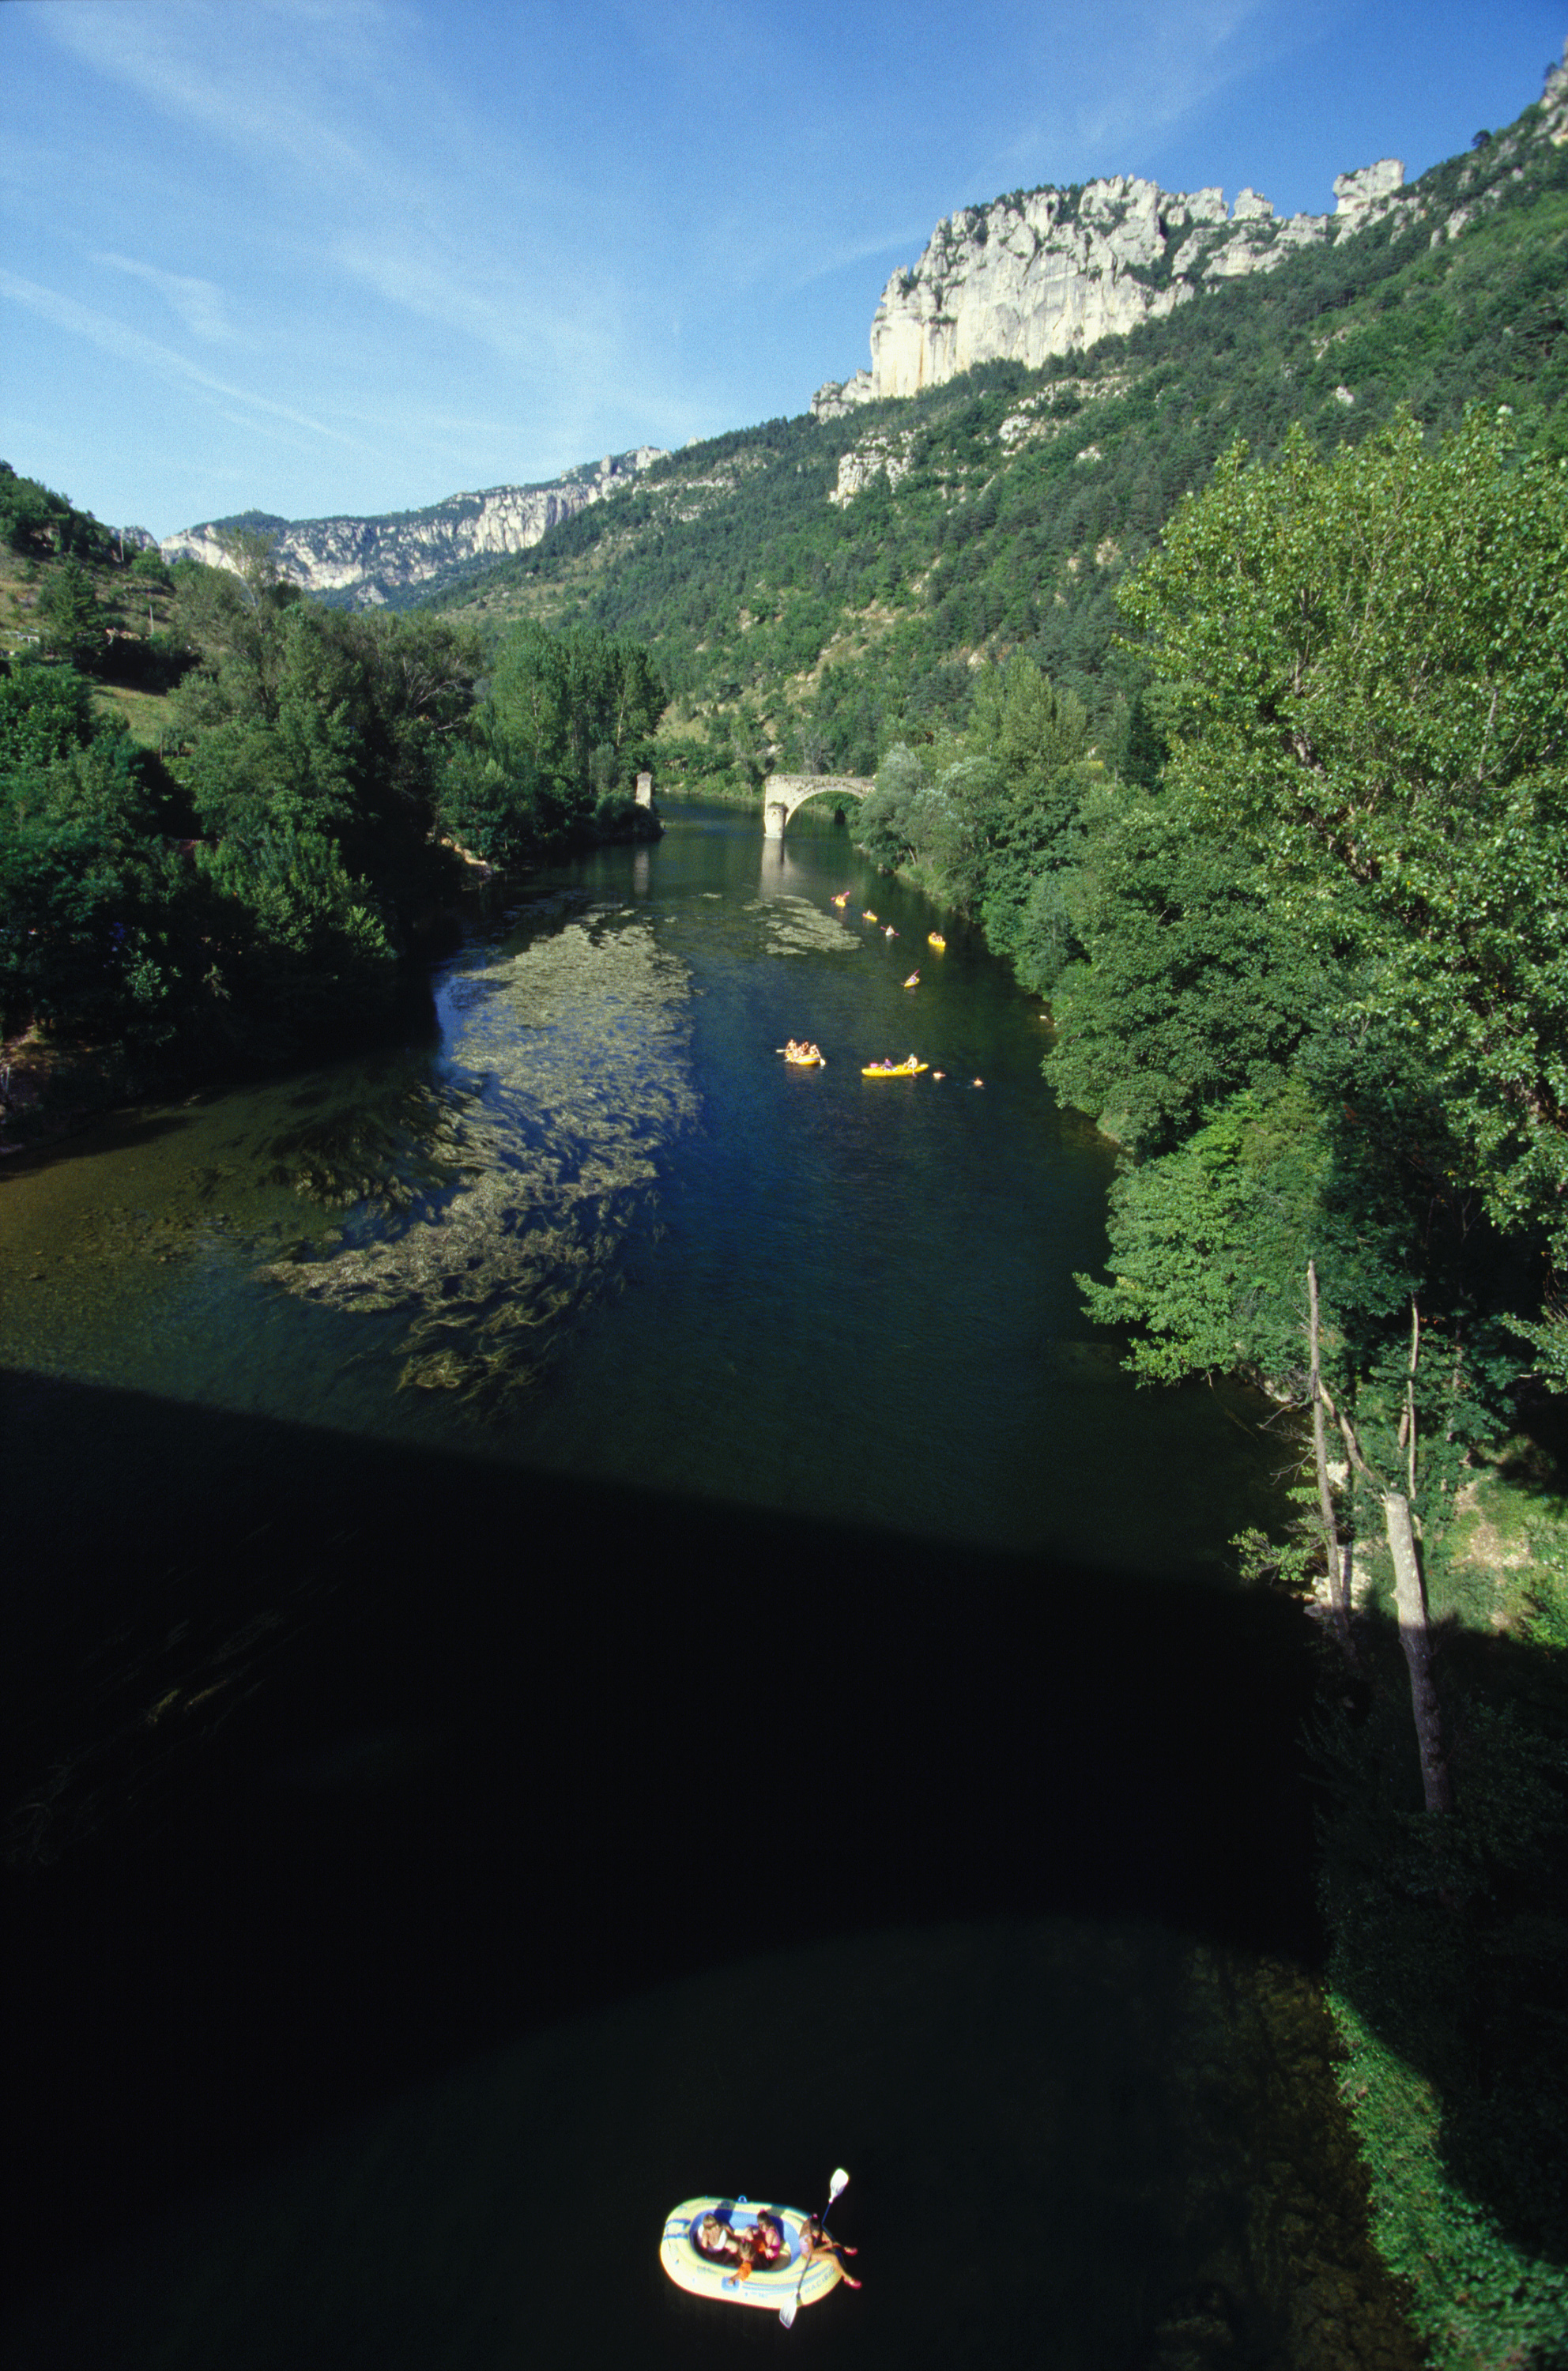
[762,773,874,839]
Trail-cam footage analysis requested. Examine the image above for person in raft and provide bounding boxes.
[721,2211,789,2285]
[696,2213,742,2264]
[801,2211,861,2287]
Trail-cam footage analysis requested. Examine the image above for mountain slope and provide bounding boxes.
[421,61,1568,791]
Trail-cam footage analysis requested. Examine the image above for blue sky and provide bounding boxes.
[2,0,1562,535]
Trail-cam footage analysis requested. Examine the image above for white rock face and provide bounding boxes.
[814,159,1413,411]
[829,432,914,505]
[162,447,668,605]
[1332,159,1405,220]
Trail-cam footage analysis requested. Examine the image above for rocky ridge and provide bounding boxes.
[814,47,1568,418]
[161,447,668,607]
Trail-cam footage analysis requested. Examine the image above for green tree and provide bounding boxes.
[0,719,187,1044]
[0,663,99,771]
[173,596,483,925]
[1076,1076,1327,1385]
[1044,782,1323,1150]
[488,619,664,828]
[1118,407,1568,1259]
[32,561,107,672]
[967,651,1088,781]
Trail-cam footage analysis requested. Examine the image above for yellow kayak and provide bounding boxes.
[861,1059,928,1077]
[928,933,947,952]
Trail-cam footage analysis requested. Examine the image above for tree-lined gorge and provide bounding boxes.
[4,77,1567,2371]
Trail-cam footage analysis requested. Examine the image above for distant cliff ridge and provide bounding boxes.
[162,446,668,606]
[812,162,1418,415]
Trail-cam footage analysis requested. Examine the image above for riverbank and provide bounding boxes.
[1309,1433,1568,2370]
[0,803,670,1156]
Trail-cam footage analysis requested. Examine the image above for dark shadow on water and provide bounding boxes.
[3,1366,1325,2328]
[7,1370,1564,2362]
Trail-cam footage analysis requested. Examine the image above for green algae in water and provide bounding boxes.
[743,892,865,959]
[255,914,697,1408]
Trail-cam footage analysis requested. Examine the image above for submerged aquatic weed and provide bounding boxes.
[255,916,696,1408]
[744,895,862,959]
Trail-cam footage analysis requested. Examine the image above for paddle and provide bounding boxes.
[778,2168,850,2330]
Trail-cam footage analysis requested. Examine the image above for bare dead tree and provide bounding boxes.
[1307,1258,1356,1661]
[1310,1268,1451,1814]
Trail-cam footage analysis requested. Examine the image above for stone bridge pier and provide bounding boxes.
[762,773,874,838]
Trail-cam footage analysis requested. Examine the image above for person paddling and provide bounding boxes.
[801,2211,861,2288]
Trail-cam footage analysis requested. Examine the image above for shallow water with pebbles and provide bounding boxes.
[0,893,695,1431]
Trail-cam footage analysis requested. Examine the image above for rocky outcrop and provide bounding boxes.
[163,447,667,605]
[813,160,1415,413]
[1545,36,1568,138]
[829,432,915,506]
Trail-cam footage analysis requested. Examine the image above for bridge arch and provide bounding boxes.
[762,773,874,839]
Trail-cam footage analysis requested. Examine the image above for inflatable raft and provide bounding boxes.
[928,933,947,952]
[783,1049,825,1067]
[660,2198,843,2314]
[861,1058,928,1077]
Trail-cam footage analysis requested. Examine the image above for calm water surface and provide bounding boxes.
[1,798,1279,1567]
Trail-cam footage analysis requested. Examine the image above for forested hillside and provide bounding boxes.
[426,87,1568,797]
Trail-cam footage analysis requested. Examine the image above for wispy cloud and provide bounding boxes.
[40,0,387,190]
[95,253,233,343]
[0,270,349,444]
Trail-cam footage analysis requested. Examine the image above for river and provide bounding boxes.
[3,800,1417,2370]
[0,797,1276,1562]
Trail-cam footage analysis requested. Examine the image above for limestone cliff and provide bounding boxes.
[812,161,1420,416]
[162,446,667,605]
[815,36,1568,423]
